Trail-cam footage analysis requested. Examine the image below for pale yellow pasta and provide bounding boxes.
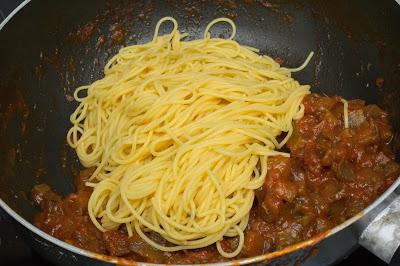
[341,98,349,128]
[67,17,313,258]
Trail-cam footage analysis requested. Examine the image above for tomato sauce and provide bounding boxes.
[32,94,400,263]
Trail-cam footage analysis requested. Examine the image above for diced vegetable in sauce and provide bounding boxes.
[32,94,399,263]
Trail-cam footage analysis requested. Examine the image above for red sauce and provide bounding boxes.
[375,77,384,88]
[32,94,399,264]
[76,22,96,43]
[110,23,124,45]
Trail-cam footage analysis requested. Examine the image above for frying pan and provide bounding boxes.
[1,0,400,265]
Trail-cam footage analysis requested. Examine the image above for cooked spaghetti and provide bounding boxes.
[341,98,349,128]
[67,17,313,257]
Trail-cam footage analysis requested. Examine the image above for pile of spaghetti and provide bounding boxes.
[67,17,312,257]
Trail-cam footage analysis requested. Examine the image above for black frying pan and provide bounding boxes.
[1,0,400,265]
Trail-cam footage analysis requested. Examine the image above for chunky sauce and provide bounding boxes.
[32,94,399,263]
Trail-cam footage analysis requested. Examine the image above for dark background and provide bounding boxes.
[0,1,390,266]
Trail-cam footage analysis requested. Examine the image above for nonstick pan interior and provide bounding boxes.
[0,0,399,243]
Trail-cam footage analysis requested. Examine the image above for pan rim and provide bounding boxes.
[0,0,30,30]
[0,0,399,265]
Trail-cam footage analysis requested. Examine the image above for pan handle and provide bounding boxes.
[359,194,400,264]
